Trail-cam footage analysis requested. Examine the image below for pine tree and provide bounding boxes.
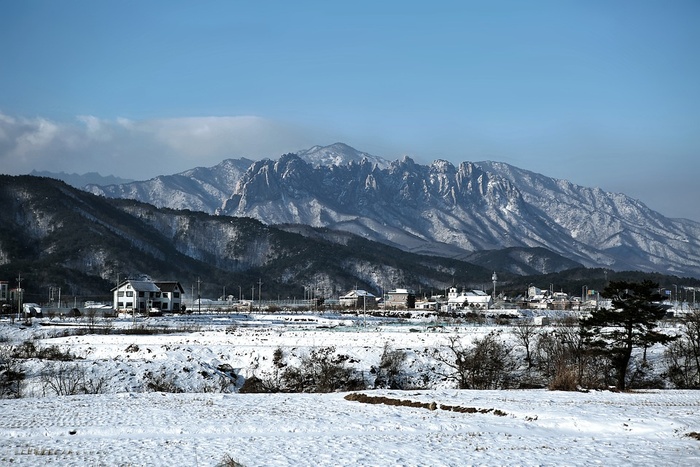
[581,280,674,390]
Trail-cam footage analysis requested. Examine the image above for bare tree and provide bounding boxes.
[433,332,516,389]
[534,319,607,390]
[512,319,540,368]
[665,310,700,389]
[40,362,105,396]
[84,308,98,332]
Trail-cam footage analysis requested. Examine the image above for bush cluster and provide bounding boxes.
[241,346,367,393]
[39,361,107,396]
[0,345,25,398]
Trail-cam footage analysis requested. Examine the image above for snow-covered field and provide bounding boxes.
[1,312,699,466]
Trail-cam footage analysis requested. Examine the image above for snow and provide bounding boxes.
[1,313,699,466]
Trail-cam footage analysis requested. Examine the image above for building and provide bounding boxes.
[9,287,23,310]
[446,287,492,310]
[339,289,377,309]
[0,281,8,313]
[525,286,574,310]
[385,288,416,309]
[22,303,42,317]
[113,279,185,313]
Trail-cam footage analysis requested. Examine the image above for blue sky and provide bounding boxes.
[1,1,699,221]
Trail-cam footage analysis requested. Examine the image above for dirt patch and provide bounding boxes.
[344,393,508,417]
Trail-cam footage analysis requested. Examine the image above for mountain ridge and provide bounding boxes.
[57,143,700,277]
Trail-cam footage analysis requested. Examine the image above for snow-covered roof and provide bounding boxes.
[123,280,161,292]
[155,281,184,293]
[388,288,414,294]
[340,289,376,299]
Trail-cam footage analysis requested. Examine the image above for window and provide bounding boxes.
[174,292,180,298]
[126,291,133,297]
[118,291,124,297]
[139,291,144,297]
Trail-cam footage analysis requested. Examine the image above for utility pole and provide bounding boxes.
[115,273,119,312]
[363,290,366,328]
[16,273,22,321]
[258,278,263,306]
[197,277,202,314]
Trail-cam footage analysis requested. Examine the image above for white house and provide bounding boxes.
[446,287,492,310]
[113,279,185,313]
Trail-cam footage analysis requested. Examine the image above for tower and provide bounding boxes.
[491,272,498,301]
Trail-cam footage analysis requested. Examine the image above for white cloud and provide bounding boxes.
[0,112,319,178]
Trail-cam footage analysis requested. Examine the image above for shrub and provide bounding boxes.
[39,362,106,396]
[536,324,609,391]
[0,345,25,398]
[11,340,38,359]
[432,332,516,390]
[279,346,365,393]
[374,342,407,389]
[217,454,246,467]
[548,363,579,391]
[238,375,274,394]
[11,341,75,361]
[143,370,182,393]
[37,345,75,361]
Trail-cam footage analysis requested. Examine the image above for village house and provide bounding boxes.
[339,289,377,309]
[0,281,8,313]
[112,279,185,314]
[384,288,416,309]
[525,285,576,310]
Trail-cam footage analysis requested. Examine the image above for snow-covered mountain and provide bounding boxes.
[86,158,254,213]
[84,143,700,277]
[84,143,386,212]
[295,142,390,168]
[476,161,700,275]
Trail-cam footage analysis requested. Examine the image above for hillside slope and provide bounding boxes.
[0,175,501,302]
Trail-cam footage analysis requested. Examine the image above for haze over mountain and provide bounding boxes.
[80,144,700,278]
[30,170,134,188]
